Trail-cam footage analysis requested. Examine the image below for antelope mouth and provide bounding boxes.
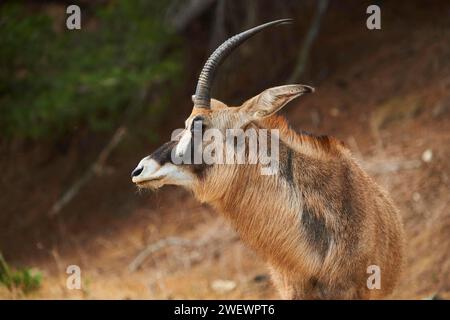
[134,176,165,188]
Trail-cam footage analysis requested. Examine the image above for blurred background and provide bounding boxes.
[0,0,449,299]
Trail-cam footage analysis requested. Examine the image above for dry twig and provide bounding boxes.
[128,237,192,272]
[287,0,329,83]
[48,126,127,217]
[166,0,217,33]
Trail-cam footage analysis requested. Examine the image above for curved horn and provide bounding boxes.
[193,18,293,109]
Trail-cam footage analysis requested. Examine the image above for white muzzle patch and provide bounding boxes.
[131,157,161,184]
[131,156,194,187]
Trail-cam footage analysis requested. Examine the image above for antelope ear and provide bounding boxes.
[241,85,314,119]
[210,98,228,110]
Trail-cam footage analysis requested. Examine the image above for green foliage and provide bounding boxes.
[0,253,42,294]
[0,1,181,139]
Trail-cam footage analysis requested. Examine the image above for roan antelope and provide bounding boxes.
[131,19,405,299]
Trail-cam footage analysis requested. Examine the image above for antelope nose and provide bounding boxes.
[131,166,144,178]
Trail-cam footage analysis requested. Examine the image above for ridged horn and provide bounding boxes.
[193,18,293,109]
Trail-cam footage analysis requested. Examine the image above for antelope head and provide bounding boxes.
[131,19,313,194]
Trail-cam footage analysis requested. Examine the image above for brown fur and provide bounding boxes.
[190,112,405,299]
[135,87,405,299]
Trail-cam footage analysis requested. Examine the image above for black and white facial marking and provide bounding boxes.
[174,116,205,163]
[131,116,206,188]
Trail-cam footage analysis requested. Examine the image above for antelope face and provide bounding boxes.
[130,101,233,190]
[131,19,313,190]
[131,85,312,190]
